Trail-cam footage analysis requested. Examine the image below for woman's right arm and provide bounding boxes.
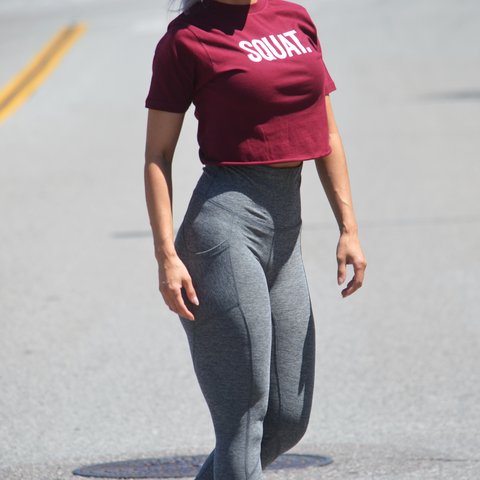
[144,109,199,320]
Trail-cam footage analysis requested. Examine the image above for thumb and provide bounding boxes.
[183,278,199,306]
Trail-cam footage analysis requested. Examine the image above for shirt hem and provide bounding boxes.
[200,147,333,166]
[145,100,190,113]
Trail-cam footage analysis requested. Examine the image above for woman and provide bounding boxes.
[144,0,366,478]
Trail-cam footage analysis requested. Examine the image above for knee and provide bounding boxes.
[261,413,310,468]
[279,414,310,449]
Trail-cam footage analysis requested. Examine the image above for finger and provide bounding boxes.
[341,279,359,298]
[337,257,346,285]
[183,278,199,307]
[173,289,195,321]
[160,282,195,321]
[341,262,366,298]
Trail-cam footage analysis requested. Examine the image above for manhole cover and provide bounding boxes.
[266,454,332,471]
[73,454,332,478]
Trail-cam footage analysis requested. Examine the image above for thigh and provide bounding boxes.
[179,234,273,480]
[262,229,315,461]
[269,230,315,390]
[177,205,274,430]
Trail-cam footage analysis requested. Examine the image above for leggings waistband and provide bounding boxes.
[191,164,303,230]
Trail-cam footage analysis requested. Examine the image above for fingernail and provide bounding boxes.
[338,278,344,285]
[193,297,199,306]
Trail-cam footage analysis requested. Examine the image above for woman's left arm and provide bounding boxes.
[315,95,367,298]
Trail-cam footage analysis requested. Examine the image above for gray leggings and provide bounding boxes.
[175,164,315,480]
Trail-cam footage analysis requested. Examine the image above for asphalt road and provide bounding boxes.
[1,0,479,479]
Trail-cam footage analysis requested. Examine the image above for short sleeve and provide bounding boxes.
[302,8,336,96]
[145,25,203,113]
[321,56,336,96]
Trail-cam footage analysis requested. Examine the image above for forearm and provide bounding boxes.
[144,109,197,317]
[315,132,358,234]
[144,155,177,262]
[315,96,366,296]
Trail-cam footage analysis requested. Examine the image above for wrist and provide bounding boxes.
[339,218,358,235]
[154,239,177,263]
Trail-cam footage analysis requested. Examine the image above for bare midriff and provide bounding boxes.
[268,161,303,168]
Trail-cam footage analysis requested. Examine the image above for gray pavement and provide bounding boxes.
[1,0,479,479]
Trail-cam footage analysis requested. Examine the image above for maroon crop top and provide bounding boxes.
[145,0,336,166]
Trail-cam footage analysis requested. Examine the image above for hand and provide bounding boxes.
[158,254,199,320]
[336,232,367,298]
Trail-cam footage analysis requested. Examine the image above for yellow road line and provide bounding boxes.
[0,23,88,125]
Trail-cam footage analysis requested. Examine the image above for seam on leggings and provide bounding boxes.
[250,455,261,480]
[229,245,255,480]
[298,230,313,304]
[264,229,276,277]
[270,314,283,461]
[202,166,221,198]
[238,302,255,480]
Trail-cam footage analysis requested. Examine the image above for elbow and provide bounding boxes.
[144,151,172,184]
[328,131,342,147]
[144,149,170,169]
